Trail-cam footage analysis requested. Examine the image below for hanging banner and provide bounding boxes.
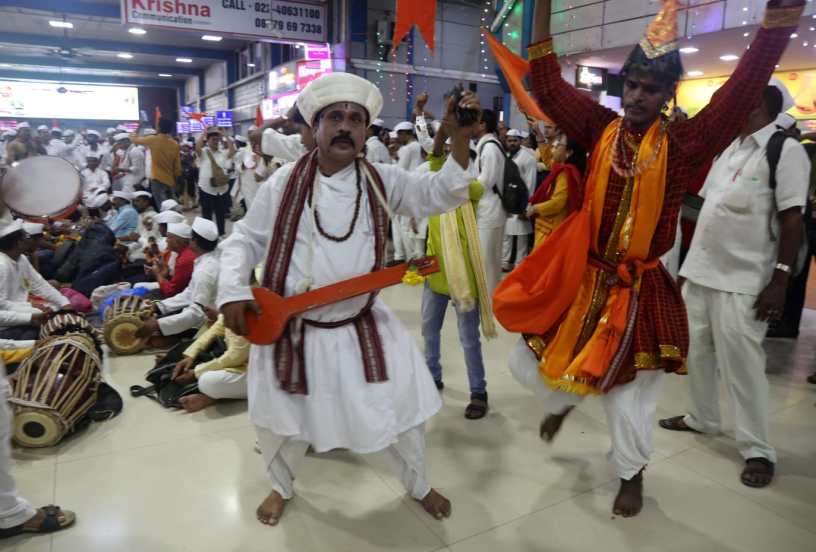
[121,0,327,43]
[392,0,437,53]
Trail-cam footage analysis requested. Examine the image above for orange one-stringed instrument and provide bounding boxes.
[245,257,439,345]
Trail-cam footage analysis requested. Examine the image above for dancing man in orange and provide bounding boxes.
[493,0,806,517]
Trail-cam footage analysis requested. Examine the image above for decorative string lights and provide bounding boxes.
[479,0,492,78]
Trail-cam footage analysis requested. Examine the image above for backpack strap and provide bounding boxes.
[766,130,793,191]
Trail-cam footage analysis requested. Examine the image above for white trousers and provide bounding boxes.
[0,375,36,529]
[255,424,431,501]
[509,339,664,480]
[197,370,247,400]
[682,282,776,463]
[392,216,408,261]
[502,233,531,268]
[479,225,505,295]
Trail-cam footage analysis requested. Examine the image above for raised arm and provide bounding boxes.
[675,0,806,165]
[527,2,617,150]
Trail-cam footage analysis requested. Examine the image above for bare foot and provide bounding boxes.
[612,471,643,518]
[539,405,575,443]
[419,489,451,520]
[256,490,286,526]
[179,394,216,413]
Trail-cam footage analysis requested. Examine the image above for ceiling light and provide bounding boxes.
[791,33,798,38]
[810,27,815,31]
[176,57,193,63]
[117,53,133,59]
[687,70,704,77]
[805,42,810,47]
[720,54,739,61]
[742,6,748,11]
[0,63,10,68]
[201,35,222,42]
[743,32,750,37]
[679,46,698,53]
[49,20,73,29]
[247,63,255,68]
[741,20,748,25]
[158,73,173,77]
[128,28,147,35]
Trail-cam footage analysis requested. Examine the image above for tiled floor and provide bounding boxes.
[5,286,816,552]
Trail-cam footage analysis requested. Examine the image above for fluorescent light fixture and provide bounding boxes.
[0,63,11,68]
[679,46,699,53]
[49,20,73,29]
[720,54,739,61]
[743,32,750,37]
[117,53,133,59]
[791,33,799,38]
[687,70,704,77]
[158,73,173,77]
[176,57,193,63]
[201,35,222,42]
[128,28,147,35]
[247,63,256,68]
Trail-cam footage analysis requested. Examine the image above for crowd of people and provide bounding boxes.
[0,0,814,541]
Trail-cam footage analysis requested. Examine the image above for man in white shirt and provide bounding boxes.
[111,134,146,193]
[661,83,811,488]
[393,121,425,263]
[502,129,537,271]
[137,218,220,346]
[365,118,392,165]
[45,128,80,163]
[195,128,236,237]
[218,72,480,526]
[80,153,111,206]
[76,130,105,169]
[0,220,72,341]
[260,106,313,163]
[473,109,507,293]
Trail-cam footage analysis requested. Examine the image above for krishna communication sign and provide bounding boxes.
[121,0,327,43]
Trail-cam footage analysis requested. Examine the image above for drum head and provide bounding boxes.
[104,315,148,355]
[3,156,81,218]
[13,407,66,448]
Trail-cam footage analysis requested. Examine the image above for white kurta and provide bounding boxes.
[80,167,111,205]
[504,148,538,236]
[366,136,392,165]
[218,156,474,453]
[157,251,219,336]
[0,253,70,330]
[261,129,305,162]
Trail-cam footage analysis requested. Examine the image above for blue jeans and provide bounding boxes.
[421,283,486,394]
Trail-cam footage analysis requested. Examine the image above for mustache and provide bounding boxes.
[331,134,355,147]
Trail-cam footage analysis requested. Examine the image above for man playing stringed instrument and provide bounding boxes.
[492,0,806,518]
[218,72,481,526]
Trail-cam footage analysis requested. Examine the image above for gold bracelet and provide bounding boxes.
[762,5,805,28]
[528,39,555,61]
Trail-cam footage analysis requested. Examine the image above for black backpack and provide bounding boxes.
[478,139,530,215]
[766,130,809,275]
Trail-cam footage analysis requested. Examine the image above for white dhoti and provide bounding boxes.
[509,338,664,480]
[682,281,776,463]
[0,374,36,529]
[479,224,505,295]
[392,216,409,261]
[256,423,431,500]
[197,370,247,400]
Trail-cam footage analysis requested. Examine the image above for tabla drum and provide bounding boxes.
[1,156,81,220]
[103,295,155,355]
[10,333,102,448]
[40,312,103,348]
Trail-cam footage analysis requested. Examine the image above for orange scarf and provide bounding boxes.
[493,118,668,395]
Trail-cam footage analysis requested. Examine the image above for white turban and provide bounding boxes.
[297,72,383,127]
[112,191,132,202]
[160,199,180,212]
[192,217,218,241]
[132,191,152,199]
[394,121,414,133]
[153,210,185,224]
[0,219,23,239]
[371,118,385,128]
[166,222,192,239]
[506,129,524,138]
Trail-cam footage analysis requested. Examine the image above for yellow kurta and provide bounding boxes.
[532,171,569,248]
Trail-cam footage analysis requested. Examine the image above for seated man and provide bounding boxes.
[106,191,139,239]
[122,191,158,261]
[171,313,249,412]
[136,218,219,347]
[146,219,196,299]
[80,153,111,205]
[0,219,72,340]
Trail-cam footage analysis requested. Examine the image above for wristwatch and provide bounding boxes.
[775,262,792,274]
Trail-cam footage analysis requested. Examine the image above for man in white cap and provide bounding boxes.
[661,80,812,488]
[80,152,111,205]
[107,191,139,238]
[0,219,72,341]
[365,118,391,164]
[46,128,80,163]
[501,129,538,271]
[260,105,313,163]
[6,123,44,163]
[76,129,104,169]
[136,218,219,344]
[195,128,236,236]
[219,71,481,525]
[0,130,15,164]
[160,198,181,213]
[145,214,196,299]
[390,121,424,264]
[111,133,146,193]
[101,128,117,171]
[36,125,50,142]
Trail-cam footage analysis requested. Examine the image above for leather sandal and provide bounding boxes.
[465,392,488,420]
[0,505,76,539]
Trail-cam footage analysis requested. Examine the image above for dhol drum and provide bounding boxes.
[103,295,155,355]
[10,333,102,448]
[40,312,103,347]
[1,156,81,221]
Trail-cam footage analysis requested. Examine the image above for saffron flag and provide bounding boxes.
[392,0,437,54]
[482,28,553,124]
[255,105,264,128]
[154,106,162,128]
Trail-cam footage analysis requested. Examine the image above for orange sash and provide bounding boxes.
[493,118,668,395]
